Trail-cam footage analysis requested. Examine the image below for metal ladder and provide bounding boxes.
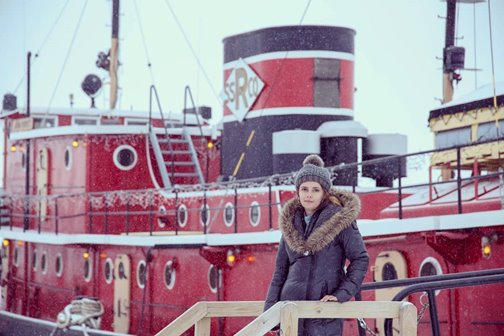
[149,128,205,189]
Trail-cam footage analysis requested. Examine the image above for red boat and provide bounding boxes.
[0,0,503,335]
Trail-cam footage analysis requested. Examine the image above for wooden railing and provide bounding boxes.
[155,301,417,336]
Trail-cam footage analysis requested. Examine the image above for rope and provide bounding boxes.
[50,297,104,336]
[12,0,72,95]
[45,0,89,114]
[133,0,157,86]
[162,0,221,105]
[230,0,313,177]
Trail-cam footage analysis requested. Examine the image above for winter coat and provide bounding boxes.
[264,188,369,336]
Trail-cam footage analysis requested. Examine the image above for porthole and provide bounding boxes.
[32,249,37,271]
[249,201,261,227]
[64,147,72,170]
[164,260,176,290]
[223,203,234,228]
[177,204,188,228]
[104,258,113,284]
[41,251,48,274]
[137,261,147,289]
[381,262,398,281]
[200,204,210,227]
[13,245,19,267]
[55,253,63,277]
[208,265,220,294]
[113,145,138,171]
[84,257,92,282]
[419,257,443,295]
[157,205,167,228]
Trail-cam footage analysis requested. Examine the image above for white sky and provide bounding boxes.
[0,0,503,154]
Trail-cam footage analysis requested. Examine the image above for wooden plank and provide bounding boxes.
[205,301,264,317]
[399,302,417,336]
[294,301,403,319]
[195,317,211,336]
[235,302,283,336]
[280,302,299,336]
[155,302,207,336]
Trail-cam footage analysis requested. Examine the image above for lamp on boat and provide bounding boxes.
[10,145,16,152]
[72,140,79,148]
[2,240,8,247]
[81,74,102,108]
[482,236,491,259]
[226,249,236,267]
[83,251,90,260]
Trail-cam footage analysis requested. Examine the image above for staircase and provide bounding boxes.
[149,128,205,189]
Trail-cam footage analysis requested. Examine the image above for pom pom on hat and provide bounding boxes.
[303,154,325,167]
[295,154,332,192]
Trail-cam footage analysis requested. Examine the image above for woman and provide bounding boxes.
[265,154,369,336]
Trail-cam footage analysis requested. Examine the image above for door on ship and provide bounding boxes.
[374,250,408,336]
[0,241,9,310]
[113,254,131,333]
[36,148,49,222]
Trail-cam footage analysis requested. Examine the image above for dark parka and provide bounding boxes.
[265,188,369,336]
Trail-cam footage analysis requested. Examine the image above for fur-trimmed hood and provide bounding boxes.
[279,188,361,254]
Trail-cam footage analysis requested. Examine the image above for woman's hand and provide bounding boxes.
[320,295,338,302]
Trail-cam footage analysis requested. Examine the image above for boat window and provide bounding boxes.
[477,121,504,142]
[104,258,113,284]
[126,120,148,126]
[73,118,98,126]
[55,253,63,277]
[137,260,147,289]
[32,249,37,271]
[313,58,341,108]
[177,204,188,228]
[84,256,92,282]
[33,117,56,128]
[435,126,471,149]
[419,257,443,295]
[164,260,176,290]
[381,262,398,281]
[13,245,19,267]
[101,118,121,125]
[208,265,219,294]
[249,201,261,227]
[113,145,138,171]
[157,205,167,228]
[41,251,48,274]
[200,204,210,227]
[223,203,234,227]
[64,147,72,170]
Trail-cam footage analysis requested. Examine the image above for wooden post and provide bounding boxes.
[195,317,211,336]
[399,302,417,336]
[280,302,299,336]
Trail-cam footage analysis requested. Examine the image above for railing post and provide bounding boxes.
[398,302,417,336]
[427,289,441,336]
[203,189,207,235]
[397,157,403,220]
[175,189,179,235]
[88,194,93,234]
[456,147,462,214]
[54,196,58,235]
[104,192,109,234]
[125,191,130,235]
[280,302,299,336]
[234,186,238,233]
[268,183,272,230]
[195,317,211,336]
[149,190,154,236]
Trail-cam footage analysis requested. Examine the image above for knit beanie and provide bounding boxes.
[294,154,332,192]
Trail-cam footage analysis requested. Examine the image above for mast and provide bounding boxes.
[442,0,457,104]
[109,0,119,110]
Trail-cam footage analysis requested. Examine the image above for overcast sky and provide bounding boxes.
[0,0,503,154]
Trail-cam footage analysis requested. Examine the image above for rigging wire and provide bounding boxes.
[45,0,89,113]
[12,0,72,95]
[231,0,314,178]
[163,0,221,105]
[133,0,157,86]
[473,2,478,89]
[486,0,498,111]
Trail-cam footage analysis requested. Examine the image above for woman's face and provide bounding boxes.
[298,181,324,215]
